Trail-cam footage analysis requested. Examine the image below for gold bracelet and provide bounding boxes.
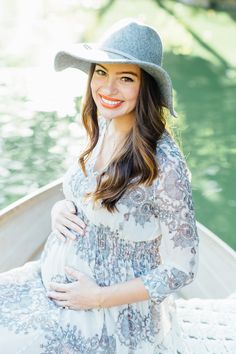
[97,287,103,310]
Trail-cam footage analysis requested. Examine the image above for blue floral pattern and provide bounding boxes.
[116,305,160,350]
[0,279,56,334]
[40,323,116,354]
[0,118,198,353]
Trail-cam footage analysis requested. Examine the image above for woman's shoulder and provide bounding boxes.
[156,130,191,181]
[156,130,184,163]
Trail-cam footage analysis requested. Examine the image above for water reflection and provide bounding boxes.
[165,52,236,249]
[0,68,86,207]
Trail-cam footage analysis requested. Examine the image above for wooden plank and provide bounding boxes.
[180,222,236,298]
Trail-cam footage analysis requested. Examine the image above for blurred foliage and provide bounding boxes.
[175,0,236,11]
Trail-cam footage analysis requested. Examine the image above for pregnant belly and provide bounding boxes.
[40,232,93,290]
[40,233,106,342]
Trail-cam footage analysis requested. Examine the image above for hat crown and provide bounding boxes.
[99,21,163,66]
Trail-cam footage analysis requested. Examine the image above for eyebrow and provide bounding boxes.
[96,64,139,77]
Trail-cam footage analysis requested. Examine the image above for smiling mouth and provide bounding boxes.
[99,94,123,109]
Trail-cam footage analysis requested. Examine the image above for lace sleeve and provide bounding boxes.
[141,136,199,304]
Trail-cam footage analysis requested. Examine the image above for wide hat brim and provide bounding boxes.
[54,43,177,117]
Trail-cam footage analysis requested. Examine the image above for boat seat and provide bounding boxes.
[176,294,236,353]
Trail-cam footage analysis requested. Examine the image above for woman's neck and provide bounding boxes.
[105,115,134,140]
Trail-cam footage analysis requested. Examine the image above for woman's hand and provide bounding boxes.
[51,199,86,241]
[47,266,101,310]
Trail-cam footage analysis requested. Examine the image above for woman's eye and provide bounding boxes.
[121,76,134,82]
[95,69,106,76]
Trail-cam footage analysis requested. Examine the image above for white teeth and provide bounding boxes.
[101,97,121,105]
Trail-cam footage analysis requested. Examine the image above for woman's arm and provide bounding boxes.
[48,266,149,310]
[139,144,199,304]
[98,277,149,308]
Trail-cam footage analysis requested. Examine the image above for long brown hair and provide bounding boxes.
[79,64,167,212]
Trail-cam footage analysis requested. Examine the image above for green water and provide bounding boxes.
[167,53,236,250]
[0,0,235,249]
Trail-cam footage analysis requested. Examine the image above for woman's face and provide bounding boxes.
[90,63,141,121]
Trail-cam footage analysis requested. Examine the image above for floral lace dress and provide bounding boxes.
[0,118,199,354]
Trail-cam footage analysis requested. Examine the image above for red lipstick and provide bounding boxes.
[99,94,123,109]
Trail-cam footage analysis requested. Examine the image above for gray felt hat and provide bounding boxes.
[54,19,177,117]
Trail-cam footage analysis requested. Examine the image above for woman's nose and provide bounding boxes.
[102,76,118,95]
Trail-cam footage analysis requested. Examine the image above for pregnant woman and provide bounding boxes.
[0,19,199,353]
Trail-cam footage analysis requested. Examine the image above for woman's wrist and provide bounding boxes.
[96,285,108,309]
[95,284,116,309]
[95,278,149,309]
